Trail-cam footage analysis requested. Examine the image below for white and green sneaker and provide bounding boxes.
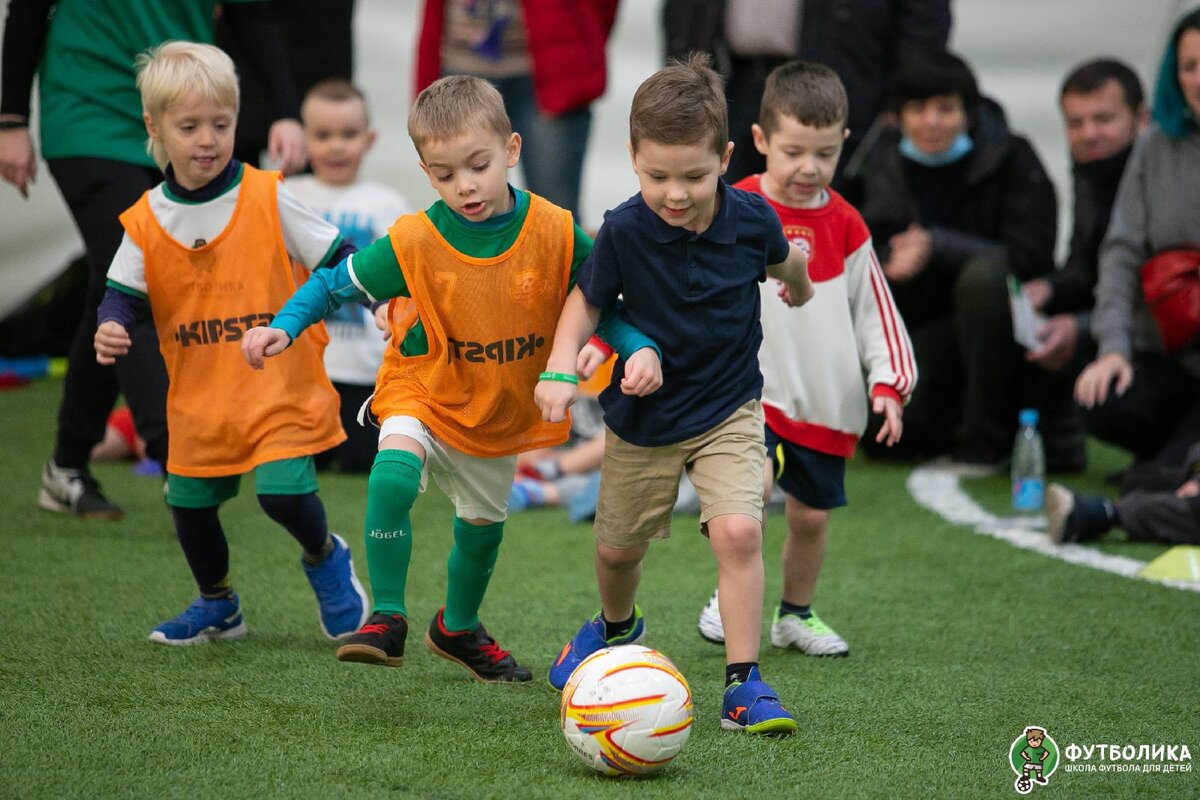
[770,608,849,656]
[696,589,724,644]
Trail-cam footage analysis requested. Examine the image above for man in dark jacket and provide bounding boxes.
[1022,59,1147,376]
[856,51,1059,468]
[662,0,952,200]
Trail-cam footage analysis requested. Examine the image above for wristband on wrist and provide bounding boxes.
[538,371,578,384]
[0,119,29,130]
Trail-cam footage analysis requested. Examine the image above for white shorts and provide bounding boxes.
[378,415,517,521]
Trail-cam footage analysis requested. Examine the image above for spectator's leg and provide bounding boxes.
[45,158,165,469]
[496,74,591,222]
[724,56,768,184]
[1084,352,1197,461]
[954,257,1021,462]
[333,382,377,473]
[1116,490,1200,545]
[862,318,959,459]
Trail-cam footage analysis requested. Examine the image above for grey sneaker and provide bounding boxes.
[697,589,724,644]
[38,459,124,520]
[770,608,849,656]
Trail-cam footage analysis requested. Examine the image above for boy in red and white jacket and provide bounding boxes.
[697,61,916,657]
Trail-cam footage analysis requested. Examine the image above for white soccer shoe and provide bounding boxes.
[696,589,724,644]
[770,608,850,656]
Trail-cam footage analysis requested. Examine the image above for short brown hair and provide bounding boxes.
[302,78,368,122]
[630,52,727,155]
[407,75,512,158]
[759,61,849,134]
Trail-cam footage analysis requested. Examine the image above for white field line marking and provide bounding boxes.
[906,464,1200,594]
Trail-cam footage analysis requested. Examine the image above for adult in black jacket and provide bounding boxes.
[1022,59,1147,378]
[662,0,952,200]
[858,51,1058,468]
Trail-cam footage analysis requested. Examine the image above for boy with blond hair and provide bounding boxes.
[243,75,660,682]
[536,54,813,734]
[696,61,916,657]
[287,79,411,472]
[94,42,368,645]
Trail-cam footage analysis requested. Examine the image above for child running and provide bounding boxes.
[93,42,368,645]
[695,61,916,657]
[536,54,814,734]
[242,75,660,682]
[286,79,411,473]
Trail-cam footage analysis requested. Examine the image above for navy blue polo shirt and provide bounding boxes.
[578,180,790,446]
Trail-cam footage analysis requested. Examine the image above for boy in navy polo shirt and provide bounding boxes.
[536,53,814,734]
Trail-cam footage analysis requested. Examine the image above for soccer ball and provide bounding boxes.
[560,644,693,776]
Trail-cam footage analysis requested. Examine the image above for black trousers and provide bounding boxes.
[46,158,169,468]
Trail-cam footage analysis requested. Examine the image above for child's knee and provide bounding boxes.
[709,515,763,557]
[596,541,646,570]
[368,452,422,512]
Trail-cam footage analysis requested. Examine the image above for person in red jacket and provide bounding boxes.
[415,0,619,224]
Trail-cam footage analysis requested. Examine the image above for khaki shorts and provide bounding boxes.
[594,400,765,548]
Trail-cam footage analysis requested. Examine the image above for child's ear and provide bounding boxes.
[627,141,636,171]
[718,141,733,174]
[365,128,378,152]
[506,132,522,167]
[143,112,159,141]
[751,124,769,156]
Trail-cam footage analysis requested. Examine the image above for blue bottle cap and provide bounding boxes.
[1019,408,1039,426]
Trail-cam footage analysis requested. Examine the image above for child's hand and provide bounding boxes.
[776,277,815,307]
[577,342,608,379]
[620,347,662,396]
[1177,478,1200,498]
[94,321,131,365]
[535,378,578,423]
[242,326,291,369]
[872,395,903,447]
[373,303,392,341]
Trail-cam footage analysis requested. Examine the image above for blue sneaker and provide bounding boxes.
[721,667,798,735]
[149,594,247,645]
[548,607,645,690]
[303,533,369,640]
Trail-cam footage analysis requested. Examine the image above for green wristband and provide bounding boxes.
[539,371,579,385]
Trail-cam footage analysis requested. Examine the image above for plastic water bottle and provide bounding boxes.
[1011,408,1045,514]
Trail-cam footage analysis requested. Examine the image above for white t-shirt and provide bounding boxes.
[285,176,412,385]
[107,176,342,294]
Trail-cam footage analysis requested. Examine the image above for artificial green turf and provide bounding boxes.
[2,377,1197,799]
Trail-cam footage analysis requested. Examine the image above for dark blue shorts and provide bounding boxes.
[765,425,847,510]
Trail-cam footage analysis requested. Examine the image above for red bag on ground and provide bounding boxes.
[1140,249,1200,351]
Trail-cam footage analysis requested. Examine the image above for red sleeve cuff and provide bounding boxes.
[587,335,614,359]
[870,384,902,404]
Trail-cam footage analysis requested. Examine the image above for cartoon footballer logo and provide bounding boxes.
[1008,726,1059,794]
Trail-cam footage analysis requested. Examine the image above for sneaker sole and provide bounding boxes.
[37,489,125,520]
[720,716,798,735]
[335,643,404,667]
[697,625,725,645]
[424,632,531,684]
[148,621,247,646]
[771,634,850,657]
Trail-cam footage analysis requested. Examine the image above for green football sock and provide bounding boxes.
[363,450,422,617]
[442,517,504,631]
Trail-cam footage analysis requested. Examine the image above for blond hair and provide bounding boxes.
[759,61,849,134]
[630,52,727,155]
[407,75,512,159]
[135,41,239,167]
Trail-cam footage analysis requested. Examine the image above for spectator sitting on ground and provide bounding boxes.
[1073,7,1200,474]
[856,49,1059,471]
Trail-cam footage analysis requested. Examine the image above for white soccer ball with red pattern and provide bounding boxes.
[560,644,693,776]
